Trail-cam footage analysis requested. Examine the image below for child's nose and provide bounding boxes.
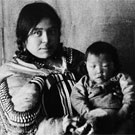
[96,66,102,73]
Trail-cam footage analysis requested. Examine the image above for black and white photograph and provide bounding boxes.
[0,0,135,134]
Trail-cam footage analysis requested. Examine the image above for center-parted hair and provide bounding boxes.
[85,41,120,74]
[16,2,61,51]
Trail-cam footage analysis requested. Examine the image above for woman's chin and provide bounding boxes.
[36,54,50,59]
[95,78,104,84]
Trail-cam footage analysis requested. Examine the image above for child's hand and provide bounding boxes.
[90,108,108,117]
[87,108,108,125]
[87,108,110,133]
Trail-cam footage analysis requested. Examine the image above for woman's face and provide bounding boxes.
[25,18,60,59]
[86,53,115,84]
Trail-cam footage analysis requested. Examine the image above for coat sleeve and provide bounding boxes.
[0,77,43,134]
[71,76,92,119]
[0,63,46,134]
[117,73,135,120]
[11,75,45,111]
[119,73,135,104]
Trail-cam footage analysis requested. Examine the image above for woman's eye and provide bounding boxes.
[33,30,42,37]
[48,28,58,35]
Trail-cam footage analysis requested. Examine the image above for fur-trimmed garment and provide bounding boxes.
[0,47,84,135]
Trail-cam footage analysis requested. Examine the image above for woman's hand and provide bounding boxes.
[63,115,78,134]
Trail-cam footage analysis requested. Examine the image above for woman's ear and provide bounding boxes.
[23,47,26,52]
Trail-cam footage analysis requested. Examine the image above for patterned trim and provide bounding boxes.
[63,47,73,64]
[0,80,41,134]
[30,76,45,91]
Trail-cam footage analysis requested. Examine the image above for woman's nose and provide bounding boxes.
[42,31,48,43]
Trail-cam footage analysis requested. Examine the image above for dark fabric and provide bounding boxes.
[43,72,76,118]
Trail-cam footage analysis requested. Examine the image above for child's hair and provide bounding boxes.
[85,41,120,73]
[16,2,61,51]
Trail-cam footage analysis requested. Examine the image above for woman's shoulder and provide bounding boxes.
[63,47,85,80]
[0,62,13,80]
[0,61,11,69]
[0,59,44,83]
[63,47,85,64]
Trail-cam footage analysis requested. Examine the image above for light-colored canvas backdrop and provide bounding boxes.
[0,0,135,78]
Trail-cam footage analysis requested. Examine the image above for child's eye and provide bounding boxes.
[89,65,96,68]
[102,64,109,68]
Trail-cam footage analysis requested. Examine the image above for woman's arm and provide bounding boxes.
[12,76,45,111]
[0,74,46,134]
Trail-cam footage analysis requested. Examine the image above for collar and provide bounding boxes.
[13,53,67,74]
[83,75,119,89]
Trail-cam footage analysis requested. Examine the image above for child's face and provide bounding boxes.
[25,18,60,59]
[86,53,115,84]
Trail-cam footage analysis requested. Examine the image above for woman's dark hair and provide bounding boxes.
[85,41,120,73]
[16,2,61,51]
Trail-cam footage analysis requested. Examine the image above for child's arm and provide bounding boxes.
[71,77,90,118]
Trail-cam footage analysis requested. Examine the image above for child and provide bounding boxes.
[71,41,135,134]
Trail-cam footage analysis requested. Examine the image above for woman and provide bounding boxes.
[0,2,85,135]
